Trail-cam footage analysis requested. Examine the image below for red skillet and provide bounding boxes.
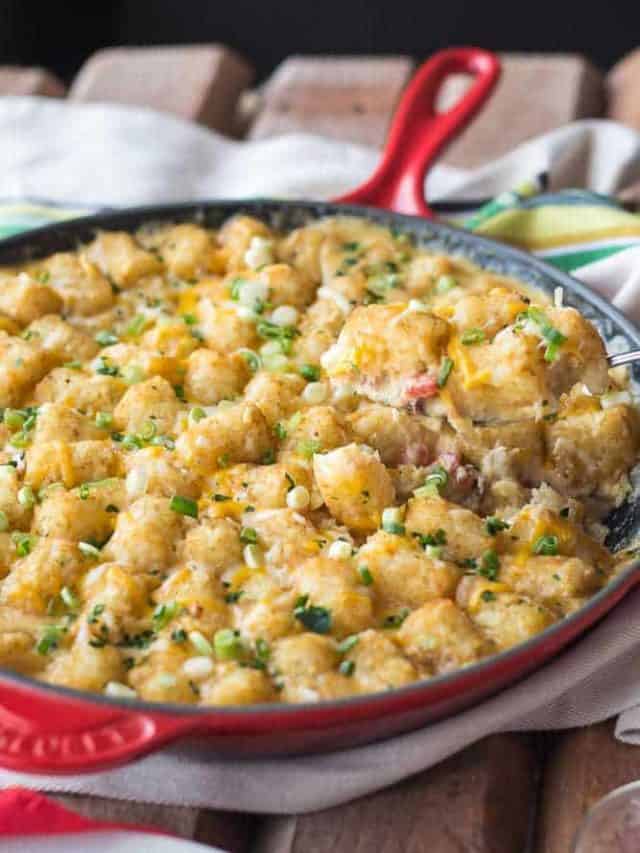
[2,47,632,775]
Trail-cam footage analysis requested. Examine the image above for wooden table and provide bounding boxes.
[3,45,640,851]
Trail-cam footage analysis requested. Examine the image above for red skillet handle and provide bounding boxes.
[0,681,197,773]
[334,47,501,218]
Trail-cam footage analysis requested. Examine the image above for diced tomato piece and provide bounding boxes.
[404,374,438,400]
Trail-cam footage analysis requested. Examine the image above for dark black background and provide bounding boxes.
[1,0,640,82]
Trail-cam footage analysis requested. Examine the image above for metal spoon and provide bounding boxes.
[608,350,640,367]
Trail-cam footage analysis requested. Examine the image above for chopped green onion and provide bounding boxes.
[173,384,185,400]
[189,630,213,656]
[358,565,374,586]
[189,407,206,423]
[237,349,262,373]
[239,526,258,544]
[125,315,147,337]
[478,549,500,580]
[171,628,187,643]
[415,529,447,548]
[382,521,406,536]
[139,420,157,441]
[170,495,198,518]
[9,431,30,449]
[382,608,410,629]
[520,307,567,362]
[532,534,559,556]
[95,330,119,347]
[94,357,120,377]
[481,590,497,603]
[436,275,457,293]
[122,364,145,385]
[297,439,322,459]
[255,637,270,663]
[12,532,35,557]
[60,586,79,610]
[152,602,179,630]
[224,590,243,604]
[243,543,263,568]
[3,409,25,430]
[213,493,231,502]
[261,448,276,465]
[79,541,101,559]
[214,628,243,660]
[339,659,355,676]
[415,464,448,498]
[274,421,287,440]
[300,363,321,382]
[17,485,35,508]
[182,313,197,325]
[256,320,299,355]
[337,635,359,654]
[437,357,454,388]
[425,545,443,560]
[461,328,486,346]
[63,360,82,370]
[485,517,509,535]
[293,601,331,634]
[0,510,8,532]
[36,624,65,655]
[95,411,113,429]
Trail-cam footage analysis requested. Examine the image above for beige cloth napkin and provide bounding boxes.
[0,98,640,812]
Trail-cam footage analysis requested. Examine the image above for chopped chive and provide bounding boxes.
[337,635,359,654]
[481,590,497,602]
[415,464,448,498]
[152,601,179,630]
[213,493,231,502]
[437,357,454,388]
[532,534,559,556]
[239,526,258,544]
[293,601,331,634]
[125,315,147,337]
[79,541,101,559]
[17,485,35,508]
[297,439,322,459]
[36,624,65,655]
[95,411,113,429]
[190,406,206,423]
[170,495,198,518]
[382,608,410,629]
[60,586,78,610]
[339,659,355,676]
[477,549,500,580]
[12,532,35,557]
[3,409,25,430]
[95,330,119,347]
[436,275,457,293]
[461,328,486,346]
[214,628,243,660]
[358,565,374,585]
[300,363,321,382]
[189,630,213,656]
[485,516,509,535]
[122,364,145,385]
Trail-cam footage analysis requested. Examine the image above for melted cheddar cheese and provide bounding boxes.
[0,213,634,707]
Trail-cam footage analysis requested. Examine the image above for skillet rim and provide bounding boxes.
[0,196,638,721]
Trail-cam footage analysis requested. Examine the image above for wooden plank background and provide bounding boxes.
[2,44,640,851]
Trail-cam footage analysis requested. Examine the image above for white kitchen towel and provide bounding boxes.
[0,96,640,813]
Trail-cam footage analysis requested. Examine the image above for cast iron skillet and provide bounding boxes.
[0,49,639,775]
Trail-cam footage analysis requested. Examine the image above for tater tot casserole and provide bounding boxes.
[0,213,637,708]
